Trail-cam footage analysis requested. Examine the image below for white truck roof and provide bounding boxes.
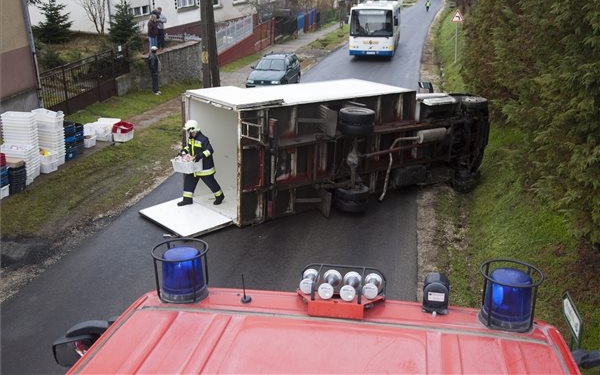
[185,79,414,110]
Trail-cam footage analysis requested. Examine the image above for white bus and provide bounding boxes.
[349,1,401,57]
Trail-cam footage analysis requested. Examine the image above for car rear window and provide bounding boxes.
[257,58,285,71]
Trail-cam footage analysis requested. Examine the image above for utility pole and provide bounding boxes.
[200,0,220,88]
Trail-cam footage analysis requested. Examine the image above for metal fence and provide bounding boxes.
[166,15,253,53]
[39,48,129,115]
[216,15,253,52]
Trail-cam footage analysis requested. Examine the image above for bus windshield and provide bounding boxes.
[350,9,394,37]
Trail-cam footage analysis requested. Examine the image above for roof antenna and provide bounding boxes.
[241,274,252,303]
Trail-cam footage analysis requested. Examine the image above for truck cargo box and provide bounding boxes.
[140,79,489,237]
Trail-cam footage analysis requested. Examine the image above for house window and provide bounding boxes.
[213,0,221,6]
[177,0,195,7]
[129,5,150,16]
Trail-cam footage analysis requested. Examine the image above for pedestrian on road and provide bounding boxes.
[425,0,431,12]
[178,120,225,206]
[147,46,161,95]
[152,7,167,49]
[147,14,159,51]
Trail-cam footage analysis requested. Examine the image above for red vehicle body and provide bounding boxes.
[53,239,584,374]
[60,289,580,374]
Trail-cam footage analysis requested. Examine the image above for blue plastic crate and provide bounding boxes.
[65,148,78,161]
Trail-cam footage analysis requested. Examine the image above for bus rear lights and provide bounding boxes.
[422,272,450,315]
[151,238,209,303]
[478,259,544,332]
[318,270,342,300]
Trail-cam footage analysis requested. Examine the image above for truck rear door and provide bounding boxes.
[139,199,232,237]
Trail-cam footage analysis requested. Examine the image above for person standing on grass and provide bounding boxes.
[147,14,159,52]
[147,46,161,95]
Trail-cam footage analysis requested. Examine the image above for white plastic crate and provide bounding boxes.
[40,160,59,174]
[0,185,9,200]
[113,130,134,143]
[97,117,121,124]
[87,122,113,142]
[84,135,97,148]
[40,150,58,163]
[171,158,203,174]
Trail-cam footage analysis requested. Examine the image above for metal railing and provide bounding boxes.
[39,47,129,115]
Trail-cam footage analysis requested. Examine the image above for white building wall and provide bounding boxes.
[27,0,255,35]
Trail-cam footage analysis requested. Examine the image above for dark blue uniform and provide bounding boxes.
[178,130,224,206]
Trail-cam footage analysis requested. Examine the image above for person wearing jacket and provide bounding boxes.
[147,14,159,51]
[152,7,167,49]
[147,46,161,95]
[178,120,224,206]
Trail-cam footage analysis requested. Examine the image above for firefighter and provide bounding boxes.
[177,120,224,206]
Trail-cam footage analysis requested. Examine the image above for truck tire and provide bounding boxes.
[335,184,369,201]
[334,184,369,213]
[334,197,368,213]
[339,107,376,124]
[337,107,375,136]
[337,120,374,136]
[450,169,480,194]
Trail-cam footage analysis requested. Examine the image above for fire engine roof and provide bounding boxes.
[69,288,578,374]
[186,79,414,110]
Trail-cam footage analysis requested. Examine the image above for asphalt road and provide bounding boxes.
[1,1,442,373]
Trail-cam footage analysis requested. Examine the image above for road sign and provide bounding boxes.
[451,9,464,23]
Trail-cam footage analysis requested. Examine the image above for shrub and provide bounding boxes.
[32,0,73,44]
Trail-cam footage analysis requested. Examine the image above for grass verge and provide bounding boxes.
[432,8,600,355]
[1,82,197,239]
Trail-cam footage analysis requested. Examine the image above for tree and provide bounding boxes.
[108,0,141,50]
[32,0,73,44]
[77,0,107,35]
[463,0,600,244]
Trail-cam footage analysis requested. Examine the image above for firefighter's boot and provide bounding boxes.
[214,193,224,205]
[177,197,193,206]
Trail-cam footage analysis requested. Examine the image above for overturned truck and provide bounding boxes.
[140,79,489,236]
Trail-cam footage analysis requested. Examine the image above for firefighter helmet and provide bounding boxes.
[184,120,198,131]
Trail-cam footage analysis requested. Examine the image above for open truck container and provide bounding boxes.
[140,79,489,237]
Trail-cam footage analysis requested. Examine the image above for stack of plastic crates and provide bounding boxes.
[64,121,84,161]
[32,108,66,173]
[0,152,8,199]
[0,111,41,185]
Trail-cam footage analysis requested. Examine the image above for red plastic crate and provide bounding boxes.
[112,121,134,134]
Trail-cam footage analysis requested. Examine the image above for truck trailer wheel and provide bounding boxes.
[337,107,375,136]
[339,107,376,124]
[450,169,480,194]
[334,185,369,213]
[334,197,368,213]
[335,184,369,201]
[337,120,374,136]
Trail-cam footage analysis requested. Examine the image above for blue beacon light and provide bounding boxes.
[152,238,209,303]
[479,259,544,332]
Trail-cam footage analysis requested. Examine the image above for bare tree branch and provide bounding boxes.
[76,0,107,34]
